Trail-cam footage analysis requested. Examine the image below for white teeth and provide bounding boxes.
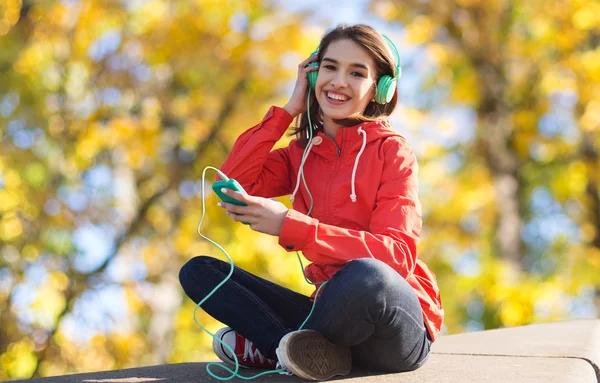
[327,92,348,101]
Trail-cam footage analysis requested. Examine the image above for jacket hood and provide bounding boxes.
[334,117,399,142]
[307,118,401,157]
[353,118,402,142]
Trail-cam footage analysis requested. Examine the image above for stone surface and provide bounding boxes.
[18,319,600,383]
[21,355,597,383]
[432,319,600,367]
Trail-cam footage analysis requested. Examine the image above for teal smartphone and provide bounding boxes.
[213,179,248,205]
[212,179,249,225]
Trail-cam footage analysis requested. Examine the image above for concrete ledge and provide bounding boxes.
[432,319,599,365]
[431,318,600,382]
[21,319,600,383]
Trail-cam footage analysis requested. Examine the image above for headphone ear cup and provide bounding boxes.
[307,62,319,90]
[375,75,396,104]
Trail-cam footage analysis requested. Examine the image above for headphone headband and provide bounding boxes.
[381,34,402,80]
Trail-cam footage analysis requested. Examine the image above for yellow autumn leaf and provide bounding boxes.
[1,338,37,379]
[0,213,23,242]
[405,16,436,44]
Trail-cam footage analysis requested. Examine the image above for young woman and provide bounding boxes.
[179,24,443,381]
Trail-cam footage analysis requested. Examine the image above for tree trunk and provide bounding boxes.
[477,62,524,269]
[581,133,600,249]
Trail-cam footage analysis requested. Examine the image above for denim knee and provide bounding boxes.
[179,255,215,293]
[333,258,401,298]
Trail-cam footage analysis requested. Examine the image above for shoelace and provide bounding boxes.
[276,361,293,376]
[275,348,294,376]
[243,338,267,364]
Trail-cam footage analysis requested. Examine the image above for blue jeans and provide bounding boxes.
[179,257,431,372]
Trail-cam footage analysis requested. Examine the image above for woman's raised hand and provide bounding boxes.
[282,53,319,118]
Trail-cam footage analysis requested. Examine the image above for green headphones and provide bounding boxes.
[306,34,402,105]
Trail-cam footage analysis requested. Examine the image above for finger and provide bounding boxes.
[226,211,257,224]
[302,65,319,73]
[219,200,263,217]
[300,53,317,65]
[299,53,319,67]
[219,202,254,215]
[226,211,243,222]
[221,188,255,205]
[302,60,319,70]
[225,204,258,216]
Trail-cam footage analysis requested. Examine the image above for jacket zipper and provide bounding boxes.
[323,129,344,222]
[323,129,344,157]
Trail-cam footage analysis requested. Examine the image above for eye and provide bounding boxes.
[352,72,365,78]
[323,65,336,70]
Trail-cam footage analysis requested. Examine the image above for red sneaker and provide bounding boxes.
[213,327,277,369]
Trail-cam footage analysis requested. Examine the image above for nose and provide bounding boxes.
[331,71,348,88]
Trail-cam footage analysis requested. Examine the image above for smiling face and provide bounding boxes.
[315,38,378,128]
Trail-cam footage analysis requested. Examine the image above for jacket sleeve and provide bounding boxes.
[277,136,422,279]
[218,106,295,198]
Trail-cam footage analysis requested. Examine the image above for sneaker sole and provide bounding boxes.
[277,330,351,381]
[212,327,249,369]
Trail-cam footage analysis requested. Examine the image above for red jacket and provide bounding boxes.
[220,105,444,341]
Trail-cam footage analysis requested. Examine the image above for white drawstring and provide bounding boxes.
[290,140,314,202]
[291,127,367,204]
[275,348,294,376]
[350,127,367,202]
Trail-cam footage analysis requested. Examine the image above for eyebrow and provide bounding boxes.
[322,57,369,71]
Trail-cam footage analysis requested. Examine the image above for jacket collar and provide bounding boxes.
[309,119,400,159]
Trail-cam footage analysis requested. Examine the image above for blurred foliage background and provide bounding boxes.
[1,0,599,380]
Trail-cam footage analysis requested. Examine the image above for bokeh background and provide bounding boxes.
[1,0,599,380]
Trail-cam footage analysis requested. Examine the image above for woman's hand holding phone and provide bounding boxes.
[217,188,289,237]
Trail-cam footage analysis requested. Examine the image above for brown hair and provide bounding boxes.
[289,24,399,146]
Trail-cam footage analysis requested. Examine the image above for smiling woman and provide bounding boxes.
[179,24,442,381]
